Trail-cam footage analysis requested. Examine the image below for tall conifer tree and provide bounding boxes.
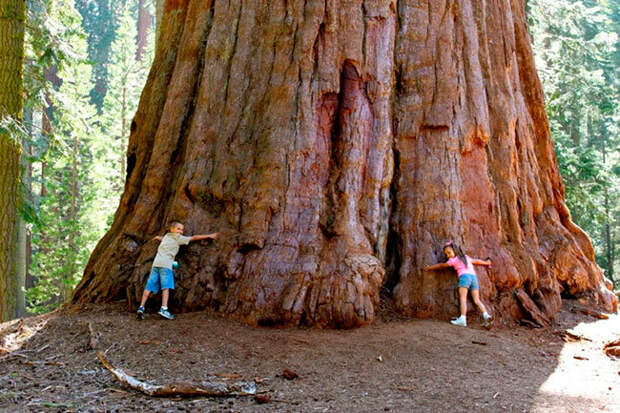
[0,0,26,322]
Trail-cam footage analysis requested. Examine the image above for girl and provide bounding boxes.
[424,241,493,327]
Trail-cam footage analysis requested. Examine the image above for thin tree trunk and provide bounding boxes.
[120,84,127,187]
[73,0,617,327]
[16,137,29,316]
[15,105,34,317]
[24,114,34,291]
[136,0,152,61]
[0,0,26,322]
[66,132,79,302]
[601,131,614,283]
[16,217,26,317]
[155,0,164,49]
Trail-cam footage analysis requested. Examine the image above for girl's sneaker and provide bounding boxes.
[158,307,174,320]
[482,312,493,328]
[136,306,145,320]
[450,316,467,327]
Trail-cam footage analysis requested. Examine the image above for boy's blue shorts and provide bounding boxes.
[458,273,479,290]
[145,267,174,293]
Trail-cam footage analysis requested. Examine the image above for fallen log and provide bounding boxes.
[97,351,256,397]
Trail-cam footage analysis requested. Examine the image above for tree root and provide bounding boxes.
[96,351,257,397]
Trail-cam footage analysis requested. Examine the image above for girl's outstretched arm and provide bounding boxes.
[471,258,492,267]
[424,263,451,271]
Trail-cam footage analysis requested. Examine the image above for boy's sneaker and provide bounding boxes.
[136,306,145,320]
[158,307,174,320]
[450,316,467,327]
[482,312,493,328]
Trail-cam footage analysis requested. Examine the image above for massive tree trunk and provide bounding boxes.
[73,0,617,327]
[0,0,26,322]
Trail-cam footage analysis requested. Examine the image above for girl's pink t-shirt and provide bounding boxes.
[446,255,476,277]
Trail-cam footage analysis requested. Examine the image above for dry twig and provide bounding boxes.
[570,307,609,320]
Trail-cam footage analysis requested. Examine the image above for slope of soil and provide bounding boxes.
[1,300,618,412]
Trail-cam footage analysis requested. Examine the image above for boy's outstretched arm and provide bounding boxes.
[189,232,218,242]
[424,263,451,271]
[151,236,163,242]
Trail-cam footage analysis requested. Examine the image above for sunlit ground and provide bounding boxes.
[532,313,620,412]
[0,313,53,353]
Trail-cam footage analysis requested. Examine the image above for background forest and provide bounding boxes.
[3,0,618,317]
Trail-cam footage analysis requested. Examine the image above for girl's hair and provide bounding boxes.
[442,241,468,265]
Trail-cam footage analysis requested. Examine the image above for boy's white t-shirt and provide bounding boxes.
[152,233,191,269]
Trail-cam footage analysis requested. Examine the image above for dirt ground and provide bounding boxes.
[1,300,619,413]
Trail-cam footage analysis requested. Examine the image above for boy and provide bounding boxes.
[137,221,217,320]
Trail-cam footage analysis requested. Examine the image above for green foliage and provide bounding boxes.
[529,0,619,284]
[24,0,154,313]
[26,0,100,313]
[97,3,153,217]
[74,0,124,109]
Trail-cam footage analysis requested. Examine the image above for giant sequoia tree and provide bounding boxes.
[73,0,617,328]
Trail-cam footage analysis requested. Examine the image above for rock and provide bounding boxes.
[282,369,299,380]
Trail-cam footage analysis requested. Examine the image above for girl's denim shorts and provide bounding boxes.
[458,273,479,290]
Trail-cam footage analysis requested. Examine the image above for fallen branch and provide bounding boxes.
[97,351,256,397]
[570,307,609,320]
[560,331,592,343]
[603,339,620,359]
[23,360,66,367]
[0,352,29,362]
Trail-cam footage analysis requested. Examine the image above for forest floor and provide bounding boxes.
[1,299,619,413]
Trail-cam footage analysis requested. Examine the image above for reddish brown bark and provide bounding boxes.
[72,0,617,328]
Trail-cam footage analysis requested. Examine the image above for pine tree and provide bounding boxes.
[0,0,26,322]
[75,0,123,110]
[528,0,619,285]
[26,0,99,312]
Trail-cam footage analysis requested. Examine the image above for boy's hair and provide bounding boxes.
[169,221,183,230]
[442,240,468,265]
